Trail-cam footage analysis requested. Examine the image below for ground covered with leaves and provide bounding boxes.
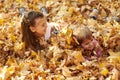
[0,0,120,80]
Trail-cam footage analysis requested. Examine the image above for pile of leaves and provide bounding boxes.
[0,0,120,80]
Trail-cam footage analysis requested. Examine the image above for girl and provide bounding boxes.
[21,11,59,52]
[73,27,103,57]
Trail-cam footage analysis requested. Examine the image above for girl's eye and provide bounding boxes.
[85,43,88,45]
[86,43,88,45]
[84,42,89,45]
[42,23,46,27]
[84,42,91,46]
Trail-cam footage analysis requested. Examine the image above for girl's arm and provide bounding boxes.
[45,22,60,40]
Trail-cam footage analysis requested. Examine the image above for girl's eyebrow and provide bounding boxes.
[36,19,43,24]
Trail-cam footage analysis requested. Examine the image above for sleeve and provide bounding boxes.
[93,39,103,57]
[45,23,52,40]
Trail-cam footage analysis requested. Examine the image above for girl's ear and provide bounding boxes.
[29,26,36,32]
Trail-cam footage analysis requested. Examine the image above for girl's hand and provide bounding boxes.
[49,22,60,30]
[45,22,60,40]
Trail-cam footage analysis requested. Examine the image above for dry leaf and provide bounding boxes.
[111,68,119,80]
[68,7,75,14]
[66,76,81,80]
[100,67,109,76]
[0,0,120,79]
[62,66,71,77]
[5,66,15,80]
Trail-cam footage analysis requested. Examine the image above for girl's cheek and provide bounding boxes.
[44,24,47,31]
[86,45,93,50]
[82,43,94,50]
[82,44,90,50]
[90,42,95,47]
[89,42,95,50]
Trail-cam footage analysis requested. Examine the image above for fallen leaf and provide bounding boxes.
[62,66,71,77]
[100,67,109,76]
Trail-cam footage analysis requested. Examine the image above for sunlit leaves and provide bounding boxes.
[0,0,120,80]
[14,42,24,52]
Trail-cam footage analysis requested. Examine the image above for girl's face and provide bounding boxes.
[30,17,47,37]
[81,38,95,50]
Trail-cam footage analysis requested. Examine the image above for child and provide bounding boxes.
[21,11,59,52]
[73,27,103,57]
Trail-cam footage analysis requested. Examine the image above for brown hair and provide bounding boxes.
[73,27,92,43]
[21,11,44,52]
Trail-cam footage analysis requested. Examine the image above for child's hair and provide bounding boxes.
[21,11,44,52]
[73,26,92,43]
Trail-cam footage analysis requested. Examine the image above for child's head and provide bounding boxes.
[21,11,47,52]
[73,27,95,50]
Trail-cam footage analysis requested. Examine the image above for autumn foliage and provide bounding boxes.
[0,0,120,80]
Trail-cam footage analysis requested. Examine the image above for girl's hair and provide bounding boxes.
[21,11,44,52]
[73,27,92,43]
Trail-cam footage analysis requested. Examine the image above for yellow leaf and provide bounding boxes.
[73,36,79,45]
[68,7,75,14]
[62,66,71,77]
[34,0,39,3]
[0,66,7,80]
[76,65,85,71]
[98,61,107,69]
[60,27,73,45]
[66,28,73,37]
[108,50,120,62]
[67,36,73,45]
[14,42,24,52]
[0,40,4,44]
[113,21,120,30]
[5,66,15,80]
[66,29,73,45]
[78,0,83,4]
[100,67,109,76]
[66,76,81,80]
[0,19,4,24]
[66,1,70,6]
[31,51,37,58]
[60,27,72,37]
[72,51,85,62]
[28,4,39,10]
[6,57,17,66]
[16,0,20,3]
[101,9,107,17]
[10,35,16,42]
[111,68,119,80]
[19,62,30,71]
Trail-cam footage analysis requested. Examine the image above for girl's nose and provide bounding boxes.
[45,25,47,30]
